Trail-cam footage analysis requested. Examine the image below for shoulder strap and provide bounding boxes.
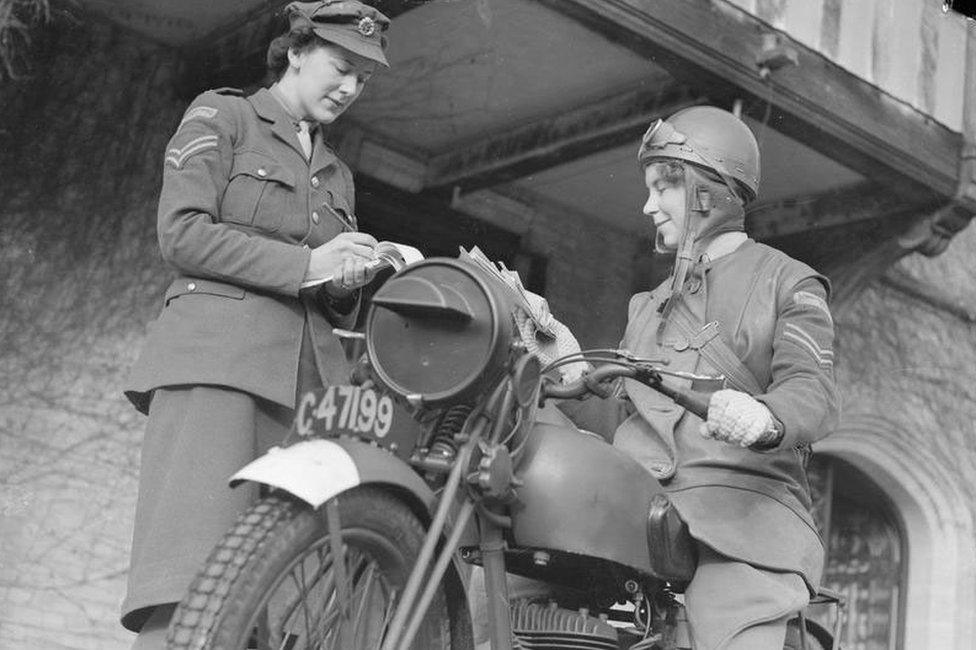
[665,244,780,396]
[667,301,764,395]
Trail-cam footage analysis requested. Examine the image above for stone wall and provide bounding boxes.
[825,225,976,648]
[833,227,976,504]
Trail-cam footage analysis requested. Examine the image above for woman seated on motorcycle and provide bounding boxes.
[119,2,391,647]
[611,105,839,649]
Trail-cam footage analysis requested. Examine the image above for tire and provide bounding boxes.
[167,485,472,650]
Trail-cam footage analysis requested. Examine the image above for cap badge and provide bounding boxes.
[357,16,377,37]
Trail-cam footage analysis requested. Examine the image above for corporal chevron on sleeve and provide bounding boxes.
[782,323,834,367]
[165,134,219,169]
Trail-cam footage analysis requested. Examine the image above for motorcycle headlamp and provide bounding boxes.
[365,258,519,408]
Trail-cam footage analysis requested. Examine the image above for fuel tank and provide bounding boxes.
[510,405,664,575]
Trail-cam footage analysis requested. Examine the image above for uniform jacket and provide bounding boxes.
[126,88,361,414]
[615,239,838,588]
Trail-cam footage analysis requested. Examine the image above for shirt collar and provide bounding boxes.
[261,85,318,134]
[700,231,748,265]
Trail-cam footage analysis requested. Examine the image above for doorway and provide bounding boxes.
[808,455,906,650]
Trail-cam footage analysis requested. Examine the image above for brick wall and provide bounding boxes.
[524,211,649,350]
[0,14,183,650]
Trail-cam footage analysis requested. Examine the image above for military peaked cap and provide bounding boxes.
[286,0,391,66]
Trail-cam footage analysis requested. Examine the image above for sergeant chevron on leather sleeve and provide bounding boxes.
[609,105,839,650]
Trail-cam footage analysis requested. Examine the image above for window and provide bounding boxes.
[808,455,906,650]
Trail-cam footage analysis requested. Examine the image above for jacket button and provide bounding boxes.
[187,282,197,291]
[310,176,320,188]
[311,211,320,224]
[257,168,268,177]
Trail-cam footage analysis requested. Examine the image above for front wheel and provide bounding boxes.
[167,486,471,649]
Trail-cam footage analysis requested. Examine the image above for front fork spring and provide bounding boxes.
[429,404,472,459]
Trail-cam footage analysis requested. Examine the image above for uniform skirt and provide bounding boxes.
[121,328,328,632]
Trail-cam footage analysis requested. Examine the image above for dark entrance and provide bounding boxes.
[808,455,906,650]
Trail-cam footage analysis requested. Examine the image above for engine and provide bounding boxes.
[510,599,618,649]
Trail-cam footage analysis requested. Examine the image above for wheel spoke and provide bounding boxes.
[375,586,398,650]
[261,544,398,650]
[351,560,389,649]
[297,553,313,645]
[353,563,379,625]
[179,492,454,650]
[270,544,337,649]
[315,552,396,650]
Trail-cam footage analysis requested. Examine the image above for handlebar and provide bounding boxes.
[542,362,714,420]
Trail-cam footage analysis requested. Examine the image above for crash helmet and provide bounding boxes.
[637,105,760,205]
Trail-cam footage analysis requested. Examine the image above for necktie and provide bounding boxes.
[297,121,313,159]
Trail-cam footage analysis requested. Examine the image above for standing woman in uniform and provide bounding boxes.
[120,2,392,646]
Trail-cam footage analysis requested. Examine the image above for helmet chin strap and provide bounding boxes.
[657,183,711,340]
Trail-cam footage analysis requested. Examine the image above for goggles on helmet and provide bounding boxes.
[637,119,687,161]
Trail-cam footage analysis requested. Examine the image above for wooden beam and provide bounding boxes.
[448,189,538,236]
[746,183,937,240]
[539,0,962,204]
[426,84,704,191]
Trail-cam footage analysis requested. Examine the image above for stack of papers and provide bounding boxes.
[459,246,555,339]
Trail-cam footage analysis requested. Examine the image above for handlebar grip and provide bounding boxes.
[540,366,715,422]
[671,389,712,420]
[652,381,712,420]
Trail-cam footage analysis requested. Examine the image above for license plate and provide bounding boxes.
[292,385,421,459]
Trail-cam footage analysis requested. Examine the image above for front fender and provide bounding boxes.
[230,437,475,623]
[230,437,434,511]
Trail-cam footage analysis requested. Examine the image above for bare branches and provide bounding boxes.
[0,0,50,81]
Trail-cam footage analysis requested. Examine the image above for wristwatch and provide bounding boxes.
[750,417,785,451]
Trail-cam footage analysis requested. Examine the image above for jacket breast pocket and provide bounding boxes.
[165,278,246,307]
[221,151,296,232]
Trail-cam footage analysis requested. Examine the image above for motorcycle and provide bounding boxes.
[165,255,844,650]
